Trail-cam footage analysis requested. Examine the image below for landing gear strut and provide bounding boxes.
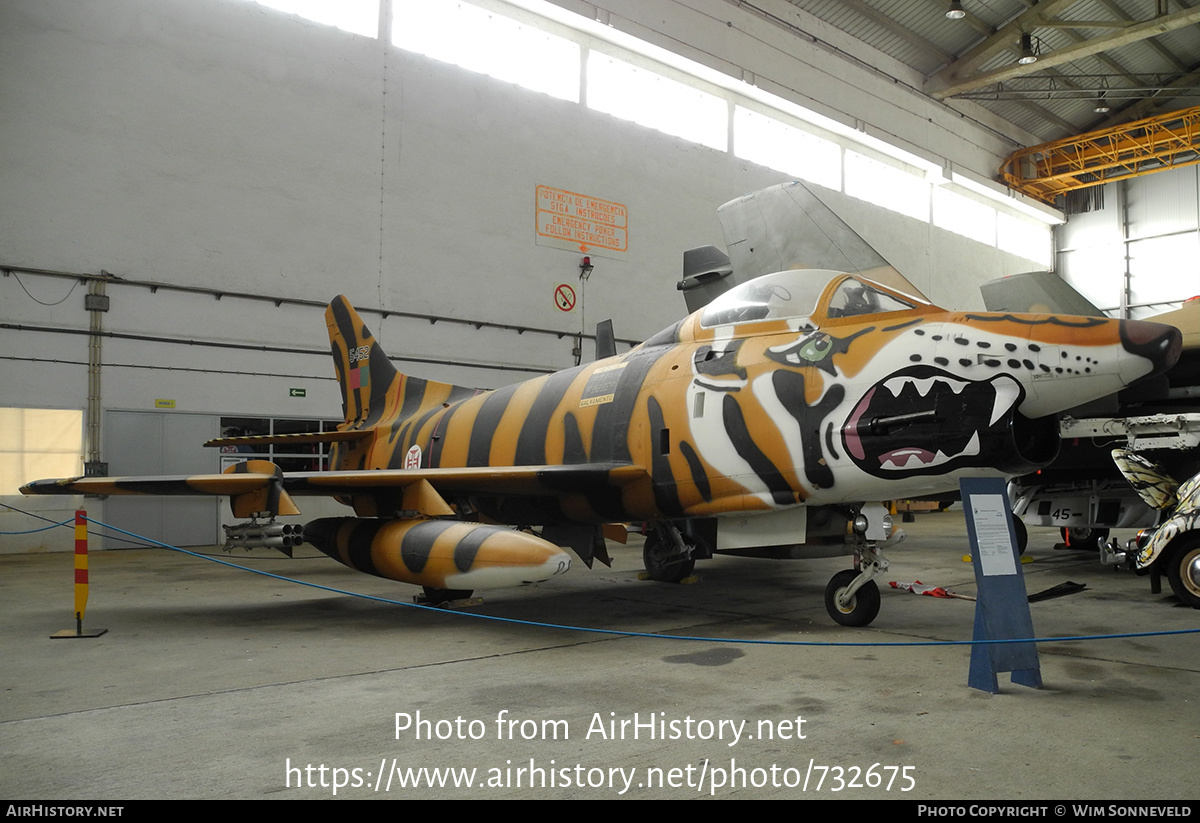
[642,523,696,583]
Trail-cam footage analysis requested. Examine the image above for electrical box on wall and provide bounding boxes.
[84,294,110,312]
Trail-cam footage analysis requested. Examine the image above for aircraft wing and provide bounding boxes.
[278,463,648,497]
[21,462,650,518]
[21,472,284,497]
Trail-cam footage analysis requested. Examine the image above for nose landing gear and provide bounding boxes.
[824,531,902,627]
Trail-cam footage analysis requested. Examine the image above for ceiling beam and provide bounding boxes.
[839,0,956,64]
[928,6,1200,100]
[926,0,1077,84]
[1096,0,1192,71]
[1037,19,1139,28]
[1052,18,1145,92]
[1093,65,1200,127]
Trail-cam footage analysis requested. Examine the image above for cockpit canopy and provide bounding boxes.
[698,269,927,329]
[641,269,935,349]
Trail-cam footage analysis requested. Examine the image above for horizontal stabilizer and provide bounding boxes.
[206,430,370,448]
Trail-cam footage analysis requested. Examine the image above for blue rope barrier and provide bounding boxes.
[82,514,1200,648]
[0,517,74,535]
[4,500,1197,647]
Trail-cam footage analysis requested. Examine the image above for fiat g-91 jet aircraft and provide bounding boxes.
[24,265,1180,625]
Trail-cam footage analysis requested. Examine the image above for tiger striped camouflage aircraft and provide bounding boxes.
[24,272,1181,624]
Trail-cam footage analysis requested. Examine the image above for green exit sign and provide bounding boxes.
[289,388,306,398]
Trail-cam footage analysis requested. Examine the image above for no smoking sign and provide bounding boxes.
[554,283,577,312]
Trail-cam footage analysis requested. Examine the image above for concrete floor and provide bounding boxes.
[1,510,1197,800]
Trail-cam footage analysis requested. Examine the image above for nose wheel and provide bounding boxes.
[825,570,881,626]
[823,540,893,627]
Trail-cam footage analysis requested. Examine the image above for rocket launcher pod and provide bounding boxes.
[223,521,305,555]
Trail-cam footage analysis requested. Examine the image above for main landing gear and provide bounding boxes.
[642,523,696,583]
[420,586,474,605]
[642,508,903,627]
[1061,526,1109,552]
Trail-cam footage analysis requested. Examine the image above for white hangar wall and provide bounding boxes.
[545,0,1035,177]
[0,0,1052,549]
[1057,167,1200,319]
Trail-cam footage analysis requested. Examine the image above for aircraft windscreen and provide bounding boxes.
[700,270,835,328]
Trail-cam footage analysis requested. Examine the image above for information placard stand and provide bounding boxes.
[959,478,1041,693]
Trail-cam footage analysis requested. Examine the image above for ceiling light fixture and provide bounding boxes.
[1094,92,1110,113]
[1018,33,1039,65]
[947,1,966,19]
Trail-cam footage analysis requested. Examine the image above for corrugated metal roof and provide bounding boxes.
[782,0,1200,144]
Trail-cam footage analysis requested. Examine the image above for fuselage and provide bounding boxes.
[332,271,1181,527]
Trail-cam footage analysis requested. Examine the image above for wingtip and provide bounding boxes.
[19,477,77,495]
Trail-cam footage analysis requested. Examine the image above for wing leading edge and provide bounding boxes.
[21,461,650,515]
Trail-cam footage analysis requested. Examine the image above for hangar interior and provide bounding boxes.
[1,0,1199,801]
[4,0,1197,548]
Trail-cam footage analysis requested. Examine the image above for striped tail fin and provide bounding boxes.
[324,296,480,431]
[325,296,400,428]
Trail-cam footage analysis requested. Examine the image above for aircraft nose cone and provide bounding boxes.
[1119,319,1182,379]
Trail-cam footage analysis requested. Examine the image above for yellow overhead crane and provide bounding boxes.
[999,106,1200,205]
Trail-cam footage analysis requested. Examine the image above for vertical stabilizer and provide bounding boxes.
[325,296,401,427]
[324,296,480,431]
[717,181,928,301]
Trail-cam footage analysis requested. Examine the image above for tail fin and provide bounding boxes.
[325,296,480,429]
[326,296,399,427]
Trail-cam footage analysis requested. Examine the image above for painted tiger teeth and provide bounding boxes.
[962,430,981,456]
[883,376,967,397]
[882,431,981,470]
[989,378,1021,426]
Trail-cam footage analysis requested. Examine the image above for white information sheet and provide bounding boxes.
[969,493,1017,577]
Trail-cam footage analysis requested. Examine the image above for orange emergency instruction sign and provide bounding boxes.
[535,185,628,259]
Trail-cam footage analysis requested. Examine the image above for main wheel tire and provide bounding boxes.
[824,569,881,627]
[1061,527,1109,551]
[1165,541,1200,609]
[642,532,695,583]
[1013,518,1028,556]
[422,586,473,604]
